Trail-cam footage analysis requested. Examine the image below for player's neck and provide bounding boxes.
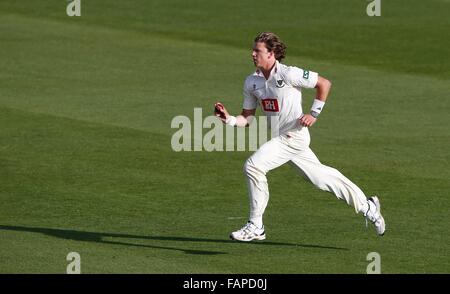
[259,60,276,80]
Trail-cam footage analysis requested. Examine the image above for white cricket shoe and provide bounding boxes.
[230,221,266,242]
[365,196,386,236]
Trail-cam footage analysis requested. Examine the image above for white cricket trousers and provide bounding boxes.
[244,128,369,226]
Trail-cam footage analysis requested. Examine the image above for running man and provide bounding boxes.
[214,32,385,241]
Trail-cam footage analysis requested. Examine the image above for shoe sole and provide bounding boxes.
[369,196,385,236]
[229,234,266,242]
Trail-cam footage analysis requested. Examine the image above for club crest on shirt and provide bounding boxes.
[276,79,285,88]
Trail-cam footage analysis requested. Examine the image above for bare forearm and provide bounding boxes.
[235,115,250,127]
[315,76,332,102]
[215,102,256,127]
[301,76,332,127]
[233,109,256,127]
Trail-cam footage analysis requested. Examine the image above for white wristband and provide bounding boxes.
[311,99,325,115]
[225,116,237,126]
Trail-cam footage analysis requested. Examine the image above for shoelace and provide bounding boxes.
[365,206,380,227]
[364,203,371,228]
[240,222,256,235]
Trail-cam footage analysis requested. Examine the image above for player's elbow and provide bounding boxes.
[319,77,332,90]
[316,76,331,90]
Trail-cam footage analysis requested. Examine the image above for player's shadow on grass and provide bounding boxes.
[0,225,348,255]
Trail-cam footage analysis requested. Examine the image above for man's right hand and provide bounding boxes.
[214,102,229,123]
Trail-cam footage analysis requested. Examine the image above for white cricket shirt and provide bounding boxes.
[243,60,318,135]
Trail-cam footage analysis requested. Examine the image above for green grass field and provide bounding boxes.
[0,0,449,273]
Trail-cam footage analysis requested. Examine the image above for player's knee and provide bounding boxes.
[243,159,253,175]
[243,158,264,176]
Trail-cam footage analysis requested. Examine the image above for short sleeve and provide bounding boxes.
[286,66,319,89]
[242,79,258,110]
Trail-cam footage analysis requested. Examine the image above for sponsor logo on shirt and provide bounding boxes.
[261,98,279,112]
[303,70,310,79]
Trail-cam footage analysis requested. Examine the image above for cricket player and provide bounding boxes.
[214,32,385,241]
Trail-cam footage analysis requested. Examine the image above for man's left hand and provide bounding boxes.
[299,114,317,127]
